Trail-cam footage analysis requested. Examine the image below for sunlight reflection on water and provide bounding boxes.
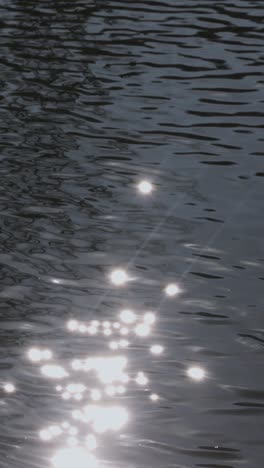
[26,303,167,467]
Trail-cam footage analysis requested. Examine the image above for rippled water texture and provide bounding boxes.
[0,1,264,467]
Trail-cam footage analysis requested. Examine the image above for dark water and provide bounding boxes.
[0,0,264,467]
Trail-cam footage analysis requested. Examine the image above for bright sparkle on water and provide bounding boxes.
[39,429,52,441]
[67,320,79,332]
[138,180,153,195]
[150,345,164,355]
[42,349,53,360]
[41,365,68,379]
[120,309,136,324]
[164,283,181,297]
[187,366,206,381]
[119,339,129,348]
[3,382,16,394]
[91,389,102,401]
[143,312,156,325]
[113,322,120,329]
[86,434,97,451]
[135,323,150,337]
[150,393,159,402]
[109,340,119,350]
[82,405,129,433]
[52,447,97,468]
[66,383,86,394]
[28,347,52,362]
[27,348,42,362]
[71,359,83,371]
[109,269,129,286]
[135,372,148,386]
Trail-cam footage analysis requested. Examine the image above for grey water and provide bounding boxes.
[0,0,264,467]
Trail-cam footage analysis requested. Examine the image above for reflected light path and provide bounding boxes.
[25,278,204,468]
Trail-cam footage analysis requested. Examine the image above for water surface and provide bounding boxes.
[0,1,264,467]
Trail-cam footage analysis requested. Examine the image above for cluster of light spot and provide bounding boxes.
[21,177,212,468]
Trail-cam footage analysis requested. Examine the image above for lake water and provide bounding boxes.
[0,1,264,467]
